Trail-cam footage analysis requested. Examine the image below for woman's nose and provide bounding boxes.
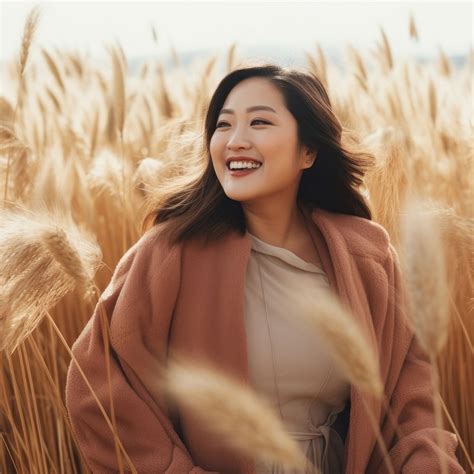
[225,126,251,150]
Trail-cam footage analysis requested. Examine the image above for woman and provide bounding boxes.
[65,64,462,473]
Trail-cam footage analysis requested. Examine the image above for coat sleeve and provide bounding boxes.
[65,227,218,474]
[379,243,464,473]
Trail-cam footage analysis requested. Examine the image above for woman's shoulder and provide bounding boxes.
[312,207,391,263]
[108,223,183,290]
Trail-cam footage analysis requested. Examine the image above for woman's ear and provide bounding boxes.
[303,148,317,167]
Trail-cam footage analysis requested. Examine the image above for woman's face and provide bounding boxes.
[210,77,313,205]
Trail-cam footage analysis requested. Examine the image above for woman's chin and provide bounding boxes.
[223,189,259,203]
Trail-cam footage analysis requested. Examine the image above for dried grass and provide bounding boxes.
[399,196,466,474]
[296,290,383,398]
[108,45,126,136]
[164,358,313,472]
[3,5,40,204]
[294,290,395,474]
[399,197,451,356]
[41,48,65,94]
[18,6,41,77]
[0,208,102,355]
[408,13,419,42]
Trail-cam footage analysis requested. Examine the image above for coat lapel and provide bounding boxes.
[306,207,382,472]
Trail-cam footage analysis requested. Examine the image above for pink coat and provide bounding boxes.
[65,206,463,473]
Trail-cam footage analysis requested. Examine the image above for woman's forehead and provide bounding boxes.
[222,79,285,111]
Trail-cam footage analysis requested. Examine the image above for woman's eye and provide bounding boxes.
[216,119,269,129]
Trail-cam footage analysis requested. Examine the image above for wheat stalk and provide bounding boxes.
[0,208,101,355]
[41,49,65,94]
[372,27,394,74]
[312,43,329,90]
[164,358,313,472]
[89,107,100,158]
[293,290,396,474]
[150,24,158,45]
[157,64,174,119]
[400,198,451,356]
[18,6,41,77]
[108,45,125,136]
[45,86,61,114]
[0,124,24,151]
[437,47,452,76]
[408,12,419,41]
[428,79,438,125]
[169,42,180,68]
[0,97,15,126]
[107,43,129,253]
[3,6,40,205]
[297,290,383,398]
[41,227,93,297]
[400,196,452,474]
[226,42,237,73]
[87,150,130,200]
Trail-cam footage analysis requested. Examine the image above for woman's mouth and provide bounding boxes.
[228,167,262,177]
[227,161,262,177]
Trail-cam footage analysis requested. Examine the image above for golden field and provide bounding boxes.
[0,8,472,473]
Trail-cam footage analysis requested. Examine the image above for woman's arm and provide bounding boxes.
[377,243,463,473]
[65,228,217,474]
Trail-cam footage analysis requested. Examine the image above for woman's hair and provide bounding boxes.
[141,63,374,246]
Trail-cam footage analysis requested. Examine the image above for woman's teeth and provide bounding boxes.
[228,161,262,170]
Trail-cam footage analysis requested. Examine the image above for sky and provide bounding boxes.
[1,0,472,65]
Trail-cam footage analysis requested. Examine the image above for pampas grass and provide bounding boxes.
[294,290,395,474]
[87,150,130,199]
[399,197,451,357]
[41,227,95,298]
[164,357,313,472]
[109,45,126,137]
[408,13,419,42]
[399,196,454,474]
[0,207,102,355]
[18,6,41,78]
[3,5,41,203]
[133,156,166,197]
[297,290,383,398]
[41,48,66,95]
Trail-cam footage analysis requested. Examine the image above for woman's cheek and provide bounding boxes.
[209,144,220,171]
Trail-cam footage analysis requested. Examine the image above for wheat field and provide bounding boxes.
[0,7,472,473]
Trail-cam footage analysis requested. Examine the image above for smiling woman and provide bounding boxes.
[141,64,374,247]
[65,63,464,474]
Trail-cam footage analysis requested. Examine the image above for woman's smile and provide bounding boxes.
[228,163,263,177]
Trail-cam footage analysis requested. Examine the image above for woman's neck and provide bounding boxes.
[244,200,309,248]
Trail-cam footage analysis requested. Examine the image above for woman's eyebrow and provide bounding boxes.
[219,105,277,115]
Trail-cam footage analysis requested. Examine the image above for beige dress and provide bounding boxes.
[244,231,351,474]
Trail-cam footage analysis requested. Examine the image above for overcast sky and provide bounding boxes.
[1,1,472,64]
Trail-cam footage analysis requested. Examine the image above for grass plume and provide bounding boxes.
[296,290,383,398]
[399,197,451,356]
[18,6,41,77]
[400,196,454,474]
[164,358,313,472]
[0,207,102,355]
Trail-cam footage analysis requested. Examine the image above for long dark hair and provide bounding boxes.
[141,63,374,246]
